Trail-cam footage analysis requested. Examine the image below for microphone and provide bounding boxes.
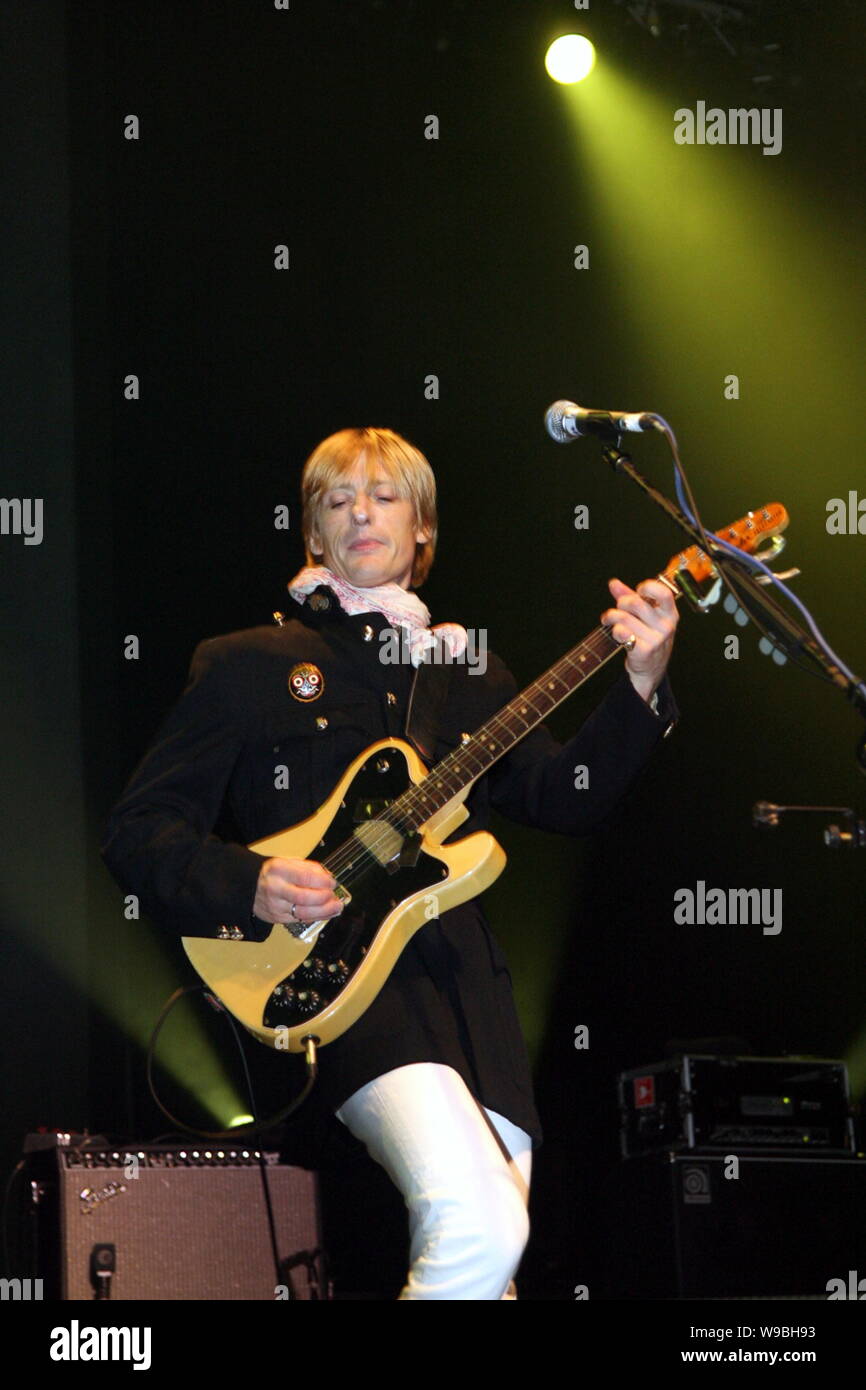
[545,399,657,442]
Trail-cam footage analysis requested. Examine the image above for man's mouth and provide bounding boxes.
[348,539,383,551]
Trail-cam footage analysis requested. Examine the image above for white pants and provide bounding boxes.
[335,1061,532,1300]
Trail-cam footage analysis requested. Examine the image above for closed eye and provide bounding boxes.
[328,493,395,507]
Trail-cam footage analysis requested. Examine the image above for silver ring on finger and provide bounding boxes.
[622,634,637,652]
[288,902,299,922]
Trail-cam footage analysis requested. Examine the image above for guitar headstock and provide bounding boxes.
[660,503,789,607]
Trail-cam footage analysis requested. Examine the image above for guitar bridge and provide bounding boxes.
[283,881,352,942]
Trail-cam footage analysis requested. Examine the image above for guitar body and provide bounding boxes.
[182,737,507,1051]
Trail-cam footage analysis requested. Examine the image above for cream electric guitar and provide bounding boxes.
[184,505,788,1051]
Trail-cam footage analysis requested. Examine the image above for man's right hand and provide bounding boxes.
[253,857,344,925]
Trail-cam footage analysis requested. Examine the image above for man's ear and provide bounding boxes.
[415,525,431,544]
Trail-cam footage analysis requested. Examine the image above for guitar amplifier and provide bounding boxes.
[619,1054,856,1158]
[26,1138,328,1300]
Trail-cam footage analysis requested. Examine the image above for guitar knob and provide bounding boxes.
[295,990,321,1015]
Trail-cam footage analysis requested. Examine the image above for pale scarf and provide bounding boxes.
[288,564,468,666]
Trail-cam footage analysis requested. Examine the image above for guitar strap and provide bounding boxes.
[403,634,455,764]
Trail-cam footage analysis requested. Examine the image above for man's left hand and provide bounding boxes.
[601,576,679,705]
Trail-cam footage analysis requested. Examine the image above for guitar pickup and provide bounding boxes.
[352,820,420,873]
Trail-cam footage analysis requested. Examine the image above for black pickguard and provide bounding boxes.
[262,746,444,1031]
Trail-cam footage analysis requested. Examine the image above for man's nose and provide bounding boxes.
[351,495,370,521]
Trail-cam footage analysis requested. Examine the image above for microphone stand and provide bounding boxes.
[597,437,866,771]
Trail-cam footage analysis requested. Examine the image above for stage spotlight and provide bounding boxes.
[545,35,596,85]
[229,1113,255,1128]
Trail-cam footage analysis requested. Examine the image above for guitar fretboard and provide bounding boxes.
[385,623,626,833]
[328,496,787,860]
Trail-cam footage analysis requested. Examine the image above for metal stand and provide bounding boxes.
[598,437,866,770]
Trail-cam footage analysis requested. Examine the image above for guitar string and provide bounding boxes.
[385,628,620,833]
[297,517,774,892]
[305,625,620,897]
[277,518,773,929]
[316,625,620,889]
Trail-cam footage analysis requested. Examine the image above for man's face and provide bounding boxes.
[309,453,429,590]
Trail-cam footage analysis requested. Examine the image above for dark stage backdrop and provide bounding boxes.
[3,0,865,1300]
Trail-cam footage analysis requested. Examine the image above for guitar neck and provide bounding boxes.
[391,616,662,833]
[356,502,787,840]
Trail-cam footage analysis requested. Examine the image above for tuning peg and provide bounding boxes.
[755,567,801,585]
[752,533,787,566]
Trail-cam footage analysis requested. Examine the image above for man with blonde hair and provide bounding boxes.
[103,424,678,1300]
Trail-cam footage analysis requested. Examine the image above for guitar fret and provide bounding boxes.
[387,624,625,832]
[455,743,487,773]
[383,505,782,833]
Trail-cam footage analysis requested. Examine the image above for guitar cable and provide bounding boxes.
[145,984,320,1140]
[145,985,328,1295]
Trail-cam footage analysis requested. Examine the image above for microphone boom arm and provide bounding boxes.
[595,437,866,759]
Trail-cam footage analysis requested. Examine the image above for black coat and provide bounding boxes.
[101,585,678,1147]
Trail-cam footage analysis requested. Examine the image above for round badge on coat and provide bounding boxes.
[288,662,324,701]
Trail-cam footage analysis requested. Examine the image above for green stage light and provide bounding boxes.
[545,35,596,85]
[0,653,249,1124]
[229,1114,255,1128]
[553,58,865,517]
